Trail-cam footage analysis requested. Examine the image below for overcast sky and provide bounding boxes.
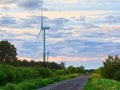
[0,0,120,69]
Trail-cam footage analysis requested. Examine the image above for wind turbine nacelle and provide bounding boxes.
[42,27,50,30]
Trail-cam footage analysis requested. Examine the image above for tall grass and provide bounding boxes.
[4,74,79,90]
[84,73,120,90]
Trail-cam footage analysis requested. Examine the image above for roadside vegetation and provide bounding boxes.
[4,73,79,90]
[0,40,86,90]
[85,75,120,90]
[85,55,120,90]
[0,64,84,90]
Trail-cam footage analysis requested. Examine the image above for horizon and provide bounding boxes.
[0,0,120,69]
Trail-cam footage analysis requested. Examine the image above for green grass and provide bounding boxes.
[84,77,120,90]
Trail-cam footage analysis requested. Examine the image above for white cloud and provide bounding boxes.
[1,10,114,19]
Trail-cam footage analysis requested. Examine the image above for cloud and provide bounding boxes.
[1,11,120,59]
[105,16,120,23]
[0,16,17,27]
[17,55,104,69]
[0,0,13,4]
[45,0,120,11]
[0,0,16,10]
[17,0,42,10]
[60,0,78,4]
[18,57,33,61]
[0,0,120,69]
[49,56,103,62]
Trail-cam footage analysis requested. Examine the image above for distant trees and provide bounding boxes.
[101,55,120,81]
[17,60,62,69]
[0,40,85,73]
[59,61,65,69]
[67,65,85,74]
[0,40,63,69]
[0,41,17,65]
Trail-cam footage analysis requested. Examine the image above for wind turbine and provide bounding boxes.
[37,2,49,63]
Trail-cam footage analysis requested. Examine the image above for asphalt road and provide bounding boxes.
[37,75,89,90]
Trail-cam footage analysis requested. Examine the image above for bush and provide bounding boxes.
[20,82,36,90]
[101,55,120,81]
[54,69,68,75]
[114,71,120,81]
[2,65,16,83]
[67,66,85,74]
[0,71,7,85]
[35,67,52,78]
[5,83,16,90]
[90,73,102,78]
[3,73,79,90]
[0,64,53,85]
[53,76,61,82]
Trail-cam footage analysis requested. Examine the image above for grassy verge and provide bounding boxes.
[84,74,120,90]
[4,73,79,90]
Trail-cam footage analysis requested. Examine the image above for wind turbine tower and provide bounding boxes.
[37,2,49,62]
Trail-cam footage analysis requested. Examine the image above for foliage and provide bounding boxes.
[90,73,102,78]
[34,67,52,78]
[101,55,120,81]
[0,41,17,65]
[53,69,68,75]
[0,64,52,85]
[67,65,85,74]
[4,74,79,90]
[84,77,120,90]
[0,64,84,87]
[114,71,120,81]
[4,83,16,90]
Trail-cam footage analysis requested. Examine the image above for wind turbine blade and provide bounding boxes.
[36,3,43,40]
[36,30,42,40]
[41,3,43,30]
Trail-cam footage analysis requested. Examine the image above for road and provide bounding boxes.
[37,75,89,90]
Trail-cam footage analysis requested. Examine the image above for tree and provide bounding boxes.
[59,61,65,69]
[101,55,120,81]
[0,41,17,64]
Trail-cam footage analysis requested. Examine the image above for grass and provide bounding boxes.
[84,73,120,90]
[4,73,80,90]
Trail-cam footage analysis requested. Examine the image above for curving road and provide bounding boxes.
[37,75,89,90]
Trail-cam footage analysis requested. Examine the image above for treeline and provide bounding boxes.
[7,59,64,69]
[0,40,63,69]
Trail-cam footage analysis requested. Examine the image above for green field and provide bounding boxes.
[84,77,120,90]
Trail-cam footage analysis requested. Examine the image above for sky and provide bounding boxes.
[0,0,120,69]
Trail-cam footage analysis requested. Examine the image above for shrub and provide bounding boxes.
[3,73,79,90]
[35,67,52,77]
[2,65,16,83]
[20,82,36,90]
[90,73,101,78]
[0,71,7,85]
[43,78,54,84]
[114,71,120,81]
[0,64,53,85]
[54,69,68,75]
[5,83,16,90]
[101,55,120,81]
